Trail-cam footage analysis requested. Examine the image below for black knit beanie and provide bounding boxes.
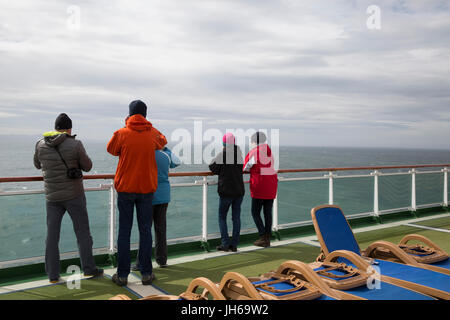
[251,131,266,145]
[129,100,147,118]
[55,113,72,130]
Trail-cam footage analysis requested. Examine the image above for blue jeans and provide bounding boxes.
[218,196,243,247]
[117,192,153,278]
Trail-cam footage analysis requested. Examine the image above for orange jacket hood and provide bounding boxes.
[126,114,153,132]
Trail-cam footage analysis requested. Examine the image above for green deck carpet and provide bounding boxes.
[0,277,139,300]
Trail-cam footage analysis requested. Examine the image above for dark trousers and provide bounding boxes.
[136,203,169,267]
[251,198,274,236]
[45,193,97,280]
[153,203,168,265]
[218,196,243,247]
[117,192,153,278]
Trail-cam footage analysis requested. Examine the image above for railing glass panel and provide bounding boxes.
[86,190,112,250]
[379,174,411,211]
[277,179,328,225]
[334,176,373,215]
[416,172,444,206]
[162,185,203,241]
[0,193,46,262]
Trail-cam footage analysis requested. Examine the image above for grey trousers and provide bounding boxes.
[45,193,97,280]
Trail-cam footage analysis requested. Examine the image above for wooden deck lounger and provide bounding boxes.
[306,250,434,300]
[216,261,354,300]
[311,205,450,299]
[109,276,226,300]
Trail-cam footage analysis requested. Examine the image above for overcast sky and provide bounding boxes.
[0,0,449,148]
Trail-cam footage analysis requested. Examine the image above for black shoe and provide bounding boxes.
[112,273,128,286]
[142,273,156,285]
[84,268,104,278]
[158,263,168,268]
[228,245,237,252]
[217,245,229,252]
[49,277,61,284]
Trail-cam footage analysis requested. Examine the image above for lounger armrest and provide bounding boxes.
[109,294,132,300]
[140,294,179,300]
[325,250,372,271]
[186,277,227,300]
[275,260,338,297]
[218,272,263,300]
[364,240,420,265]
[399,234,448,255]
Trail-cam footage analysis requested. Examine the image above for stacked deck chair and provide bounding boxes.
[311,205,450,299]
[367,233,450,274]
[109,277,226,300]
[216,261,353,300]
[217,260,434,300]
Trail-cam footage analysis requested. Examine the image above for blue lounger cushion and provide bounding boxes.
[314,206,360,255]
[251,278,334,300]
[340,280,433,300]
[430,257,450,269]
[313,265,434,300]
[374,259,450,293]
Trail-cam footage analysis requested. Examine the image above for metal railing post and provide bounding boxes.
[443,167,448,207]
[201,176,209,250]
[410,169,417,211]
[272,192,279,239]
[372,170,380,217]
[328,171,334,205]
[108,184,116,255]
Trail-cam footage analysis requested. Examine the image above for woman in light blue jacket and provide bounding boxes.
[152,147,181,267]
[133,147,181,270]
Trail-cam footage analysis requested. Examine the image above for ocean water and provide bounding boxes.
[0,136,449,262]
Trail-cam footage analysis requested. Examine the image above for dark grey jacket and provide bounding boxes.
[34,132,92,202]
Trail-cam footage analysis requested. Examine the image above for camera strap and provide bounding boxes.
[53,145,70,169]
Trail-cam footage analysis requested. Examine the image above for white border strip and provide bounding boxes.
[403,223,450,234]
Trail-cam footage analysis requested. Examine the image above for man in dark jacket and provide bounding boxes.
[34,113,103,283]
[209,133,245,252]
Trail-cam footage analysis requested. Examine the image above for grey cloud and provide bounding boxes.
[0,0,449,148]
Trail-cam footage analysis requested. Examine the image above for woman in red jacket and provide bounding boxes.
[243,132,278,247]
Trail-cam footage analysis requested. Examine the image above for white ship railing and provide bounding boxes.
[0,164,449,268]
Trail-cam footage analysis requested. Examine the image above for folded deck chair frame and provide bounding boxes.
[311,205,450,299]
[109,277,226,300]
[217,261,364,300]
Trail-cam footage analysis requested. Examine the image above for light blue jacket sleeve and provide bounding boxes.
[165,147,181,168]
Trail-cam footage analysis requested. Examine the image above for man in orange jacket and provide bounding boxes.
[107,100,167,286]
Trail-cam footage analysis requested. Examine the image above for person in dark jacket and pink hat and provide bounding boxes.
[209,133,245,252]
[243,131,278,247]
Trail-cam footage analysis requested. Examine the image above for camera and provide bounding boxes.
[67,168,83,179]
